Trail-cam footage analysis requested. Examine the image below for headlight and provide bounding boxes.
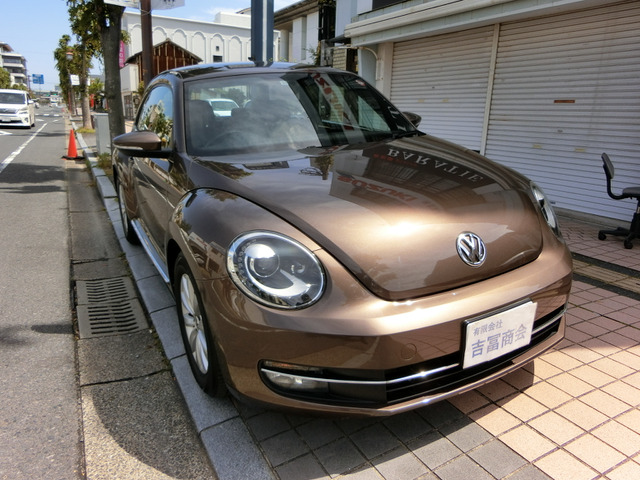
[227,231,325,309]
[531,183,560,236]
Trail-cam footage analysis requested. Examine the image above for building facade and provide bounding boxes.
[0,42,28,87]
[334,0,640,223]
[120,10,280,117]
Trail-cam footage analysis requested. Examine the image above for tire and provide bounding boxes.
[174,254,227,397]
[116,179,139,244]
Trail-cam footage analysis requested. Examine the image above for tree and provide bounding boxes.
[53,35,75,112]
[68,1,100,129]
[0,68,10,89]
[66,0,126,138]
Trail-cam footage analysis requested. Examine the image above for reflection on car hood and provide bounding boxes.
[194,135,544,301]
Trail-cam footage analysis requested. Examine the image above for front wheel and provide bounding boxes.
[174,254,226,397]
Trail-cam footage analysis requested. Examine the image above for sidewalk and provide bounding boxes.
[73,120,640,480]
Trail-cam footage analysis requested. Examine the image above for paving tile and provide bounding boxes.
[526,358,562,381]
[417,401,464,429]
[602,380,640,407]
[336,417,381,436]
[528,411,584,446]
[570,364,616,388]
[246,411,291,441]
[382,411,433,443]
[468,439,528,478]
[563,326,593,344]
[499,425,555,462]
[579,389,632,418]
[622,371,640,389]
[506,464,553,480]
[600,330,637,349]
[564,434,626,474]
[547,372,595,397]
[498,392,548,422]
[606,459,640,480]
[315,437,366,477]
[567,307,600,321]
[296,419,344,450]
[582,336,621,356]
[439,418,493,452]
[523,381,572,409]
[409,431,462,470]
[468,404,521,436]
[618,409,640,435]
[260,429,309,468]
[592,420,640,457]
[590,356,635,379]
[350,423,402,460]
[341,464,386,480]
[555,399,609,431]
[434,454,493,480]
[446,389,490,414]
[275,453,329,480]
[617,325,640,343]
[372,447,430,480]
[476,378,518,401]
[610,350,640,371]
[560,343,603,364]
[571,320,610,337]
[534,449,598,480]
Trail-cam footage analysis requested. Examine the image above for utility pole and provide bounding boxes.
[250,0,274,65]
[140,0,153,87]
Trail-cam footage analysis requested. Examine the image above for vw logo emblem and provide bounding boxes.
[456,232,486,267]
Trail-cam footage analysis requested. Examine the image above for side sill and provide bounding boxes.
[131,219,170,284]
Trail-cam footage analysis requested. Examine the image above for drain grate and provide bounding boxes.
[76,277,137,305]
[76,277,148,339]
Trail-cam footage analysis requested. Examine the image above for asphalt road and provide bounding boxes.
[0,107,215,479]
[0,109,82,477]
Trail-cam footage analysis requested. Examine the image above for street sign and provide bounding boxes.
[32,74,44,85]
[70,75,80,86]
[104,0,184,9]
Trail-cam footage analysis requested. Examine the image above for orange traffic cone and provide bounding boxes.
[63,129,83,160]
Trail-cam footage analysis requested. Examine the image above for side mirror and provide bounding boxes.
[113,130,171,157]
[403,112,422,128]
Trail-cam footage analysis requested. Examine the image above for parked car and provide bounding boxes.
[206,98,239,117]
[0,89,36,128]
[113,62,572,415]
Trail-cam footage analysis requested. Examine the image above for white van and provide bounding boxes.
[0,89,36,128]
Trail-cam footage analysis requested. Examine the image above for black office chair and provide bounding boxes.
[597,153,640,249]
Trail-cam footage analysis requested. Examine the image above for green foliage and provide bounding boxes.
[0,68,10,89]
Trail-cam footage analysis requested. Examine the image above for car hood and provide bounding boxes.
[191,135,544,301]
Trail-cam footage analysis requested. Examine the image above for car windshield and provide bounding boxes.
[184,71,417,156]
[0,92,26,105]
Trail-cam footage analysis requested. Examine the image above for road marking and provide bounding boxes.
[0,130,12,136]
[0,123,48,175]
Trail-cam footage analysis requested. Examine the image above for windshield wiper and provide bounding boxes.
[391,130,420,139]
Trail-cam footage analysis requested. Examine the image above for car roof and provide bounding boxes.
[160,61,338,80]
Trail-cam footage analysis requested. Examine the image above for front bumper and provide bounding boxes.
[202,239,572,416]
[0,113,30,125]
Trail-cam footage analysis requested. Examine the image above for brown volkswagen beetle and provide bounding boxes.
[113,62,572,415]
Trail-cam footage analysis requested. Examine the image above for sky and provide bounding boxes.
[0,0,299,91]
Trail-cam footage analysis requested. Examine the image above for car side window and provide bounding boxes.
[136,85,174,148]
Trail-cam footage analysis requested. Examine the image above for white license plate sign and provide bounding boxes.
[463,301,537,369]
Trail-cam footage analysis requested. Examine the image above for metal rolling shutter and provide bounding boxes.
[485,2,640,221]
[390,26,495,151]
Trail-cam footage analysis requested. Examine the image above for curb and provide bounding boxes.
[70,118,276,480]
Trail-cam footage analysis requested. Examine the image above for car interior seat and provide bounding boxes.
[186,100,217,153]
[597,152,640,249]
